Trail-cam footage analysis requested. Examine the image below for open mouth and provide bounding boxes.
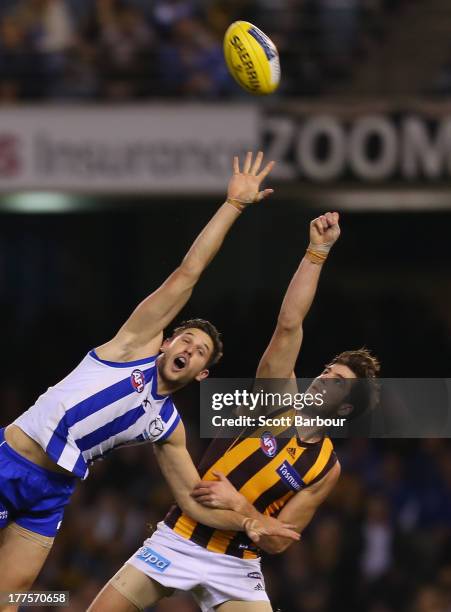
[173,355,188,371]
[310,381,326,395]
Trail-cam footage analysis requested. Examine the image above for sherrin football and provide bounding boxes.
[224,21,281,95]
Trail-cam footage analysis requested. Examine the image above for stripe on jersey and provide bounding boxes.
[303,437,334,484]
[160,399,175,423]
[251,441,317,512]
[46,366,154,461]
[157,414,181,442]
[171,437,261,538]
[75,405,146,451]
[206,438,297,554]
[73,451,88,476]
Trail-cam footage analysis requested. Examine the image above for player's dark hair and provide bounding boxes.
[171,318,223,367]
[328,348,380,419]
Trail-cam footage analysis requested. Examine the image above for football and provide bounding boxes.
[223,21,281,95]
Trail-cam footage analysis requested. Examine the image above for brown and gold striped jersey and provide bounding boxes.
[165,409,337,559]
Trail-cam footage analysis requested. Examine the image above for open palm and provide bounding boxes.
[227,151,275,204]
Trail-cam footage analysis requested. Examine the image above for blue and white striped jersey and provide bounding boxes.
[13,351,181,479]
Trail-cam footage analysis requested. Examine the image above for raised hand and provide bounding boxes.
[227,151,275,208]
[309,212,341,247]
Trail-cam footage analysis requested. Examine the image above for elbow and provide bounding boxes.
[272,540,293,554]
[178,497,196,517]
[173,490,197,517]
[259,538,294,555]
[276,316,303,334]
[177,262,201,287]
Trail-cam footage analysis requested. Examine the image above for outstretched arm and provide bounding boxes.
[96,152,275,362]
[192,463,340,554]
[256,212,341,379]
[153,422,300,543]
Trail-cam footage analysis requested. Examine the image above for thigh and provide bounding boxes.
[88,563,173,612]
[216,602,273,612]
[0,523,53,611]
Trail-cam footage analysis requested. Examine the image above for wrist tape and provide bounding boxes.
[305,242,333,265]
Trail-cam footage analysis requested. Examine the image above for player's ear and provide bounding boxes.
[160,337,172,353]
[337,403,353,417]
[195,369,209,382]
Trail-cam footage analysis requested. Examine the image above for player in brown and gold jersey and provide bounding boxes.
[90,211,379,612]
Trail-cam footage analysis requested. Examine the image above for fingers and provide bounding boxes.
[280,528,301,541]
[247,530,261,543]
[257,160,275,181]
[233,152,276,177]
[243,151,252,174]
[193,495,216,506]
[212,470,227,482]
[324,211,339,226]
[312,218,324,235]
[192,485,216,496]
[250,151,263,175]
[233,156,240,175]
[265,525,300,541]
[311,212,340,233]
[256,188,274,202]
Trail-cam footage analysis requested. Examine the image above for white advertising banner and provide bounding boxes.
[0,105,258,194]
[2,103,451,210]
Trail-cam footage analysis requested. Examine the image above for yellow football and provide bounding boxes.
[223,21,281,96]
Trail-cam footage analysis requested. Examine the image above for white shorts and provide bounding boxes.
[127,522,270,611]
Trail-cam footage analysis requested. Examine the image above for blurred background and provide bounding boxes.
[1,1,451,611]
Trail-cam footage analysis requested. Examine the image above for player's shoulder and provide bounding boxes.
[318,457,341,488]
[154,414,185,446]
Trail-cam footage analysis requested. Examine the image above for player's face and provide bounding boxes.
[307,363,357,416]
[158,328,214,385]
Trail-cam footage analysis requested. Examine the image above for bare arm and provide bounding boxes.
[153,422,300,542]
[256,212,341,379]
[253,461,341,552]
[192,463,340,554]
[97,152,275,362]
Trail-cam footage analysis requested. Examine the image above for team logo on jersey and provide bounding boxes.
[147,416,165,439]
[131,369,145,393]
[277,460,304,492]
[136,546,171,573]
[0,509,8,522]
[287,446,297,460]
[260,431,277,457]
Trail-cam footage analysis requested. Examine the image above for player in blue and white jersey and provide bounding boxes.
[0,153,300,602]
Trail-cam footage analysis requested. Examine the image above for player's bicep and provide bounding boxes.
[153,421,201,494]
[256,323,304,379]
[116,267,197,348]
[277,461,341,531]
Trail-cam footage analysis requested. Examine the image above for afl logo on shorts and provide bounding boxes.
[131,369,145,393]
[260,431,277,457]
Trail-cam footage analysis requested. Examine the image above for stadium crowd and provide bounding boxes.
[0,0,403,102]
